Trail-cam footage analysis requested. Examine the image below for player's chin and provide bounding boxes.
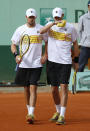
[29,21,35,25]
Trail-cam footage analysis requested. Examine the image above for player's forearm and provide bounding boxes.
[11,43,17,54]
[40,22,55,34]
[73,40,79,71]
[40,42,48,64]
[73,40,80,57]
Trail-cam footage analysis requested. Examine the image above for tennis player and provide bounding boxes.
[40,7,79,125]
[11,8,48,124]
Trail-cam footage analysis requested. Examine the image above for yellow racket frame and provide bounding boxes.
[19,34,30,59]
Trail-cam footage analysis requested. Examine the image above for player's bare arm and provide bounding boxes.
[11,43,22,64]
[41,41,48,64]
[40,22,56,34]
[73,40,80,71]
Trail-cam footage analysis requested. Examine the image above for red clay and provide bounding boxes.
[0,92,90,131]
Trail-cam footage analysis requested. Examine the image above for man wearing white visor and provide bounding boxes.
[40,7,79,125]
[11,8,48,124]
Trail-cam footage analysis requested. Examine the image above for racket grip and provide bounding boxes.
[17,55,22,61]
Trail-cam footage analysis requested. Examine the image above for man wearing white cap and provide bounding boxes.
[11,8,48,124]
[78,0,90,72]
[40,7,79,125]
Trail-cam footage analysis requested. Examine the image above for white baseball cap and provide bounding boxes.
[52,7,63,18]
[26,8,37,18]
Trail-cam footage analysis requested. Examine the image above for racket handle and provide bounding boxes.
[17,55,22,61]
[17,57,21,61]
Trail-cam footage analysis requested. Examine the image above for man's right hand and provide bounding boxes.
[16,55,22,64]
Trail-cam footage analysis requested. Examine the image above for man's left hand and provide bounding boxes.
[40,55,48,64]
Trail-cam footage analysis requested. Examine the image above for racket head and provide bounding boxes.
[20,34,30,58]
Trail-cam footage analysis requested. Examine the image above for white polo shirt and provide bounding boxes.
[11,24,47,68]
[47,22,78,64]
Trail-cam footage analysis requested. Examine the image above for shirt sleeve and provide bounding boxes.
[71,27,78,42]
[11,28,21,45]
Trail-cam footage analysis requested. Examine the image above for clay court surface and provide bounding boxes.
[0,88,90,131]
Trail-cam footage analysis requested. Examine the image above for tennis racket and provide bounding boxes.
[72,71,76,94]
[18,34,30,61]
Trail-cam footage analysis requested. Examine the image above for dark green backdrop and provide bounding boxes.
[0,45,47,83]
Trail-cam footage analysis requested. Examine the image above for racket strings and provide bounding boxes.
[20,35,30,57]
